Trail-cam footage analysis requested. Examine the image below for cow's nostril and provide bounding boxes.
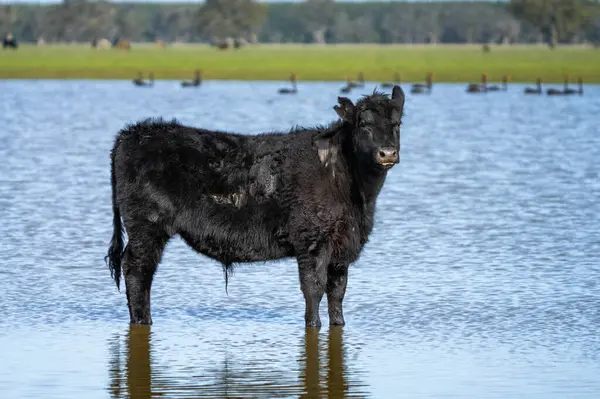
[392,150,397,157]
[379,150,386,158]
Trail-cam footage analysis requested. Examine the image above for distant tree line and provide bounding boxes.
[1,0,599,46]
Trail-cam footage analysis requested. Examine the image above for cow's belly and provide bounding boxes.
[177,205,294,264]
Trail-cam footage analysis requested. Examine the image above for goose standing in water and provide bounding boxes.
[381,72,400,89]
[411,72,433,94]
[524,78,542,94]
[133,72,154,87]
[181,69,202,88]
[466,73,487,93]
[487,75,509,91]
[278,73,298,94]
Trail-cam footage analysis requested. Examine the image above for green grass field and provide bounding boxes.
[1,43,599,83]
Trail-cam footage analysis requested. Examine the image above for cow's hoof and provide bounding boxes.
[305,319,322,329]
[130,316,152,325]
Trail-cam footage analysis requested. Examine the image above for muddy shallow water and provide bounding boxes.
[1,80,599,398]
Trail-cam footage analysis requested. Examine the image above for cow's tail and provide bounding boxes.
[223,263,234,295]
[105,146,124,292]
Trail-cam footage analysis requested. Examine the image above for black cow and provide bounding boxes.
[2,33,18,50]
[106,86,405,328]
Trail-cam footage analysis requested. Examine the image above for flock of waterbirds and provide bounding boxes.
[133,69,202,88]
[132,70,585,96]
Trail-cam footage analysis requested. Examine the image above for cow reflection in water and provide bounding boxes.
[107,325,365,398]
[302,327,352,398]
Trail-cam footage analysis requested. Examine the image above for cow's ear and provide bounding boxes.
[389,85,405,124]
[392,85,405,109]
[333,97,355,123]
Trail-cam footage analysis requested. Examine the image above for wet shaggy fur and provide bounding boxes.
[106,86,405,327]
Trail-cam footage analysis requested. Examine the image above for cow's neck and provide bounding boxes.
[349,162,385,243]
[335,133,387,236]
[355,167,386,206]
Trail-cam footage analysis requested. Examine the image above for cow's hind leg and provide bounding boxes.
[122,224,169,324]
[297,251,328,328]
[326,264,348,326]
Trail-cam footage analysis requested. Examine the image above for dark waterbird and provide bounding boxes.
[278,73,298,94]
[106,86,406,328]
[546,75,575,96]
[486,75,509,91]
[410,72,433,94]
[354,72,365,88]
[564,76,583,95]
[563,75,577,95]
[381,72,400,89]
[546,74,584,96]
[524,78,542,94]
[340,72,365,93]
[576,77,584,95]
[466,73,487,93]
[340,77,354,93]
[546,86,564,96]
[181,69,202,88]
[133,72,154,87]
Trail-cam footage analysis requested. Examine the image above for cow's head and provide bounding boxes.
[334,85,405,172]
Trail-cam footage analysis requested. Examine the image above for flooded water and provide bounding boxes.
[0,79,599,398]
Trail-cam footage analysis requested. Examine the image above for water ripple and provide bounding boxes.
[0,81,599,398]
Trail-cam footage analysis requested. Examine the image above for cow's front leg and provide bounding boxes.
[297,251,328,328]
[327,264,348,326]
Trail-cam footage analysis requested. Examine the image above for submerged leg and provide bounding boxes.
[298,251,328,328]
[122,226,169,324]
[327,265,348,326]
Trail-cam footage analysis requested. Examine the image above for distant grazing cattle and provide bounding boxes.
[3,33,18,50]
[233,38,247,49]
[106,86,405,327]
[97,38,111,49]
[114,39,131,50]
[213,37,234,50]
[92,38,111,49]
